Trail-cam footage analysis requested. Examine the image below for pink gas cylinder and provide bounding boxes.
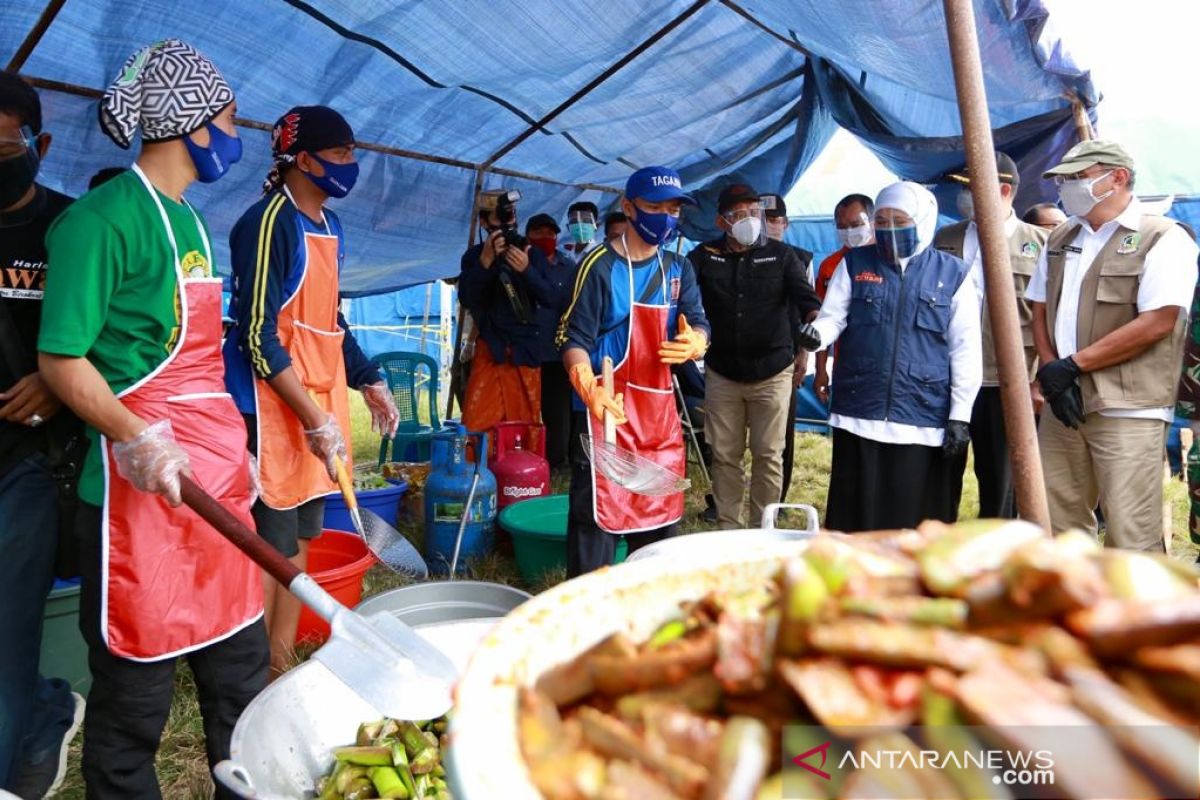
[492,421,550,510]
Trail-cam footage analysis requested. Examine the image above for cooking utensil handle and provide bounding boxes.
[602,356,616,445]
[212,760,258,798]
[761,502,820,533]
[180,475,302,588]
[332,455,359,512]
[450,471,480,577]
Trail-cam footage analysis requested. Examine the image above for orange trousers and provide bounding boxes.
[462,342,541,435]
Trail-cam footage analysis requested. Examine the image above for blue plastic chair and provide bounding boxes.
[375,351,443,466]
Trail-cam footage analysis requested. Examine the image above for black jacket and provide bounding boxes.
[689,236,820,383]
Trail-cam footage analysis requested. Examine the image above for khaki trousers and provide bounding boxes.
[705,365,794,529]
[1038,409,1167,551]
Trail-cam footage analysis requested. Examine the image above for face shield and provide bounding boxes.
[566,210,598,245]
[722,202,766,248]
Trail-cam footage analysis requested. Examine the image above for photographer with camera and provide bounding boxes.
[458,189,554,433]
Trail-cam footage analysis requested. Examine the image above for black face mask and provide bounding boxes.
[0,146,39,211]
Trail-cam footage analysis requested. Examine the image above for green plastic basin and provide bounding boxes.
[498,494,626,582]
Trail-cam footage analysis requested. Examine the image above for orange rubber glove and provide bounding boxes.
[658,314,708,364]
[568,362,627,425]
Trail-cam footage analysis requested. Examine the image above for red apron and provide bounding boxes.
[587,255,685,532]
[254,191,352,510]
[101,165,262,661]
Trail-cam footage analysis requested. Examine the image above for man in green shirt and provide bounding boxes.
[39,40,267,799]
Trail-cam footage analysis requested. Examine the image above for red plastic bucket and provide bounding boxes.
[295,529,377,644]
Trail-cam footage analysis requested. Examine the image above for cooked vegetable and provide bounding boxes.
[518,521,1200,799]
[320,717,449,800]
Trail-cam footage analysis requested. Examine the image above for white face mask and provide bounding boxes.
[837,224,873,248]
[731,216,762,247]
[1057,170,1113,217]
[956,188,975,220]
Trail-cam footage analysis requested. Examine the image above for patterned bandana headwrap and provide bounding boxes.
[262,105,355,194]
[99,39,234,150]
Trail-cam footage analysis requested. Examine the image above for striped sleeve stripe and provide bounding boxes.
[555,244,607,348]
[248,194,287,375]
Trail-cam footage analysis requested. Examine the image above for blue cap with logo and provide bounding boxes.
[625,166,696,205]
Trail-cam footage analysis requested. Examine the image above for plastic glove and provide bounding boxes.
[248,453,261,507]
[568,362,626,425]
[658,314,708,365]
[304,414,347,481]
[795,323,822,352]
[112,419,190,507]
[362,381,400,438]
[942,420,970,457]
[1037,356,1081,400]
[1048,383,1086,430]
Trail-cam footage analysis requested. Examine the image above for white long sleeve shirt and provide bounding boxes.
[811,256,983,446]
[1025,198,1198,422]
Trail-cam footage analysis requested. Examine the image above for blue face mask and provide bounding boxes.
[630,206,678,247]
[875,225,920,266]
[305,153,359,199]
[567,221,596,245]
[183,122,242,184]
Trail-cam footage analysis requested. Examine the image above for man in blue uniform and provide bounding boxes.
[557,167,709,575]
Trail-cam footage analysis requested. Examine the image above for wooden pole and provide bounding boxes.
[943,0,1051,532]
[1071,94,1096,143]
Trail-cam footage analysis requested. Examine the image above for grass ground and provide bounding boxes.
[53,397,1198,797]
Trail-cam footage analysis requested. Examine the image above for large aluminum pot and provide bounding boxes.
[448,538,812,798]
[354,580,529,624]
[216,618,492,799]
[624,502,818,563]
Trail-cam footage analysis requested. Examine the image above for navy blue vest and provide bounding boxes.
[831,246,969,428]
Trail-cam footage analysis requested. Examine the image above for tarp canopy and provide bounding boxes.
[3,0,1096,296]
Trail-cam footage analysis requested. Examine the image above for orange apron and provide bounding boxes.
[101,165,262,661]
[587,253,685,532]
[254,190,352,510]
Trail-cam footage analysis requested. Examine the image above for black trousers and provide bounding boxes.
[943,387,1016,520]
[566,412,677,577]
[780,381,799,503]
[540,361,573,470]
[825,428,957,533]
[76,503,268,799]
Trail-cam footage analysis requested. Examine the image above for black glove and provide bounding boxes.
[942,420,970,457]
[1036,356,1081,400]
[795,323,822,351]
[1048,383,1085,429]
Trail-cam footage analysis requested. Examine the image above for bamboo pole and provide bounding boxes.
[943,0,1051,532]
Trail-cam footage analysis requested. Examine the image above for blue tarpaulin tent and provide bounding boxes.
[3,0,1098,297]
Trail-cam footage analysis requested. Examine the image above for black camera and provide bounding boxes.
[494,190,527,250]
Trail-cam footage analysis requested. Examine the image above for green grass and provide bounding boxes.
[53,420,1198,797]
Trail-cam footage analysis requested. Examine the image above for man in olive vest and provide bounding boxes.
[934,152,1048,518]
[1026,140,1198,550]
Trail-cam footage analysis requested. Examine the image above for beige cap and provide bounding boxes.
[1042,140,1135,178]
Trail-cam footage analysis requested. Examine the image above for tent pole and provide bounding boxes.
[482,0,711,168]
[1071,94,1095,143]
[6,0,68,72]
[943,0,1051,532]
[445,167,487,422]
[19,76,619,195]
[419,282,433,355]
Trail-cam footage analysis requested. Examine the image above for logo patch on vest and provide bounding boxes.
[1020,241,1040,258]
[854,271,884,284]
[670,277,680,300]
[1116,232,1141,255]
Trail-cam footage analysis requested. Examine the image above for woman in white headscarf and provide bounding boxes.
[802,181,982,532]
